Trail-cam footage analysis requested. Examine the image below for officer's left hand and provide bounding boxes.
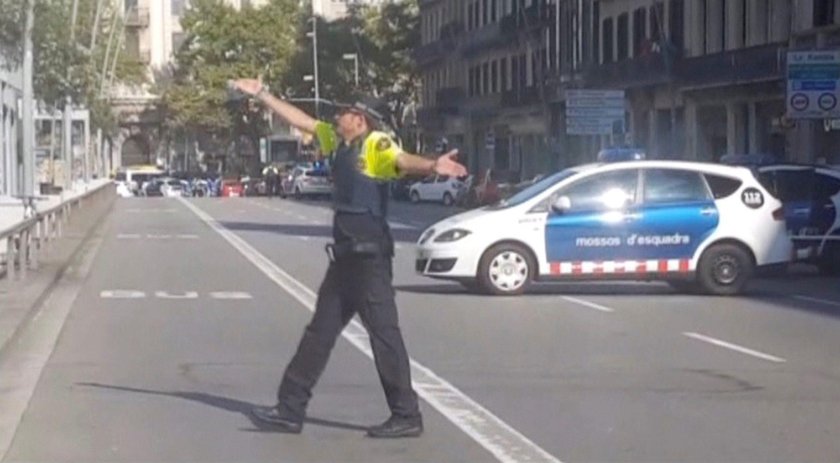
[434,150,468,178]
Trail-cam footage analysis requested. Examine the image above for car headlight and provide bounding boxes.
[434,228,471,242]
[419,228,436,245]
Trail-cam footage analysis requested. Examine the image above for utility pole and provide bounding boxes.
[22,0,35,207]
[308,15,321,118]
[63,0,82,191]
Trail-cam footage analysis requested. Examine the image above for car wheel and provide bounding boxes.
[410,191,420,203]
[817,242,840,276]
[443,192,454,206]
[477,243,535,296]
[696,244,754,295]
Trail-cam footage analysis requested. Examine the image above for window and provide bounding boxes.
[468,3,475,30]
[491,60,498,93]
[500,57,508,91]
[704,174,743,199]
[643,169,711,204]
[602,17,614,63]
[482,62,490,95]
[669,0,685,51]
[511,56,520,90]
[491,0,497,22]
[814,173,840,200]
[633,8,646,56]
[650,2,664,43]
[171,0,185,16]
[559,170,639,212]
[617,13,629,60]
[814,0,836,27]
[775,170,816,202]
[172,32,185,53]
[483,0,489,26]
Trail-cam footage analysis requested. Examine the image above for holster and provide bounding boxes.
[325,240,391,262]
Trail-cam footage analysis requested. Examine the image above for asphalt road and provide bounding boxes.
[1,195,839,462]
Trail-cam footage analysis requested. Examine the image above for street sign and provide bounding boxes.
[787,51,840,119]
[565,89,625,135]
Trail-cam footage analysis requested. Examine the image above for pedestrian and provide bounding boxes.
[231,78,467,438]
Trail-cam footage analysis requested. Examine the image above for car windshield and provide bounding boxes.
[487,168,580,210]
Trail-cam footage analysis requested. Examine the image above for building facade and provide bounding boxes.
[417,0,840,180]
[313,0,389,21]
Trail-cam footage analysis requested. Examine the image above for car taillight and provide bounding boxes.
[772,207,785,221]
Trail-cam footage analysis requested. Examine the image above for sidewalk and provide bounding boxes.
[0,179,111,246]
[0,180,114,357]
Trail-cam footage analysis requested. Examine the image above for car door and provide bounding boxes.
[630,168,720,263]
[418,175,437,200]
[544,168,640,266]
[813,170,840,243]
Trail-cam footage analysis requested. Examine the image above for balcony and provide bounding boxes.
[501,87,540,107]
[125,7,149,28]
[460,22,507,59]
[676,44,785,88]
[500,4,553,38]
[583,51,675,89]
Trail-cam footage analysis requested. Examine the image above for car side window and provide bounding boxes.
[775,170,814,202]
[703,174,743,199]
[643,169,711,204]
[556,169,638,212]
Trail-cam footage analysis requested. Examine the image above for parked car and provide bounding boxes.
[409,175,467,206]
[754,164,840,275]
[220,179,245,197]
[160,179,186,197]
[282,165,332,198]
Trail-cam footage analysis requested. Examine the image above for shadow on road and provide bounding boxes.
[219,221,420,243]
[75,382,369,433]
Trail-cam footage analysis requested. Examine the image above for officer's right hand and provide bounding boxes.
[231,78,263,97]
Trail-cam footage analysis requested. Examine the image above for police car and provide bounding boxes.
[753,164,840,275]
[415,160,792,296]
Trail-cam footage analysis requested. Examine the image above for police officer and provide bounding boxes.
[230,78,467,438]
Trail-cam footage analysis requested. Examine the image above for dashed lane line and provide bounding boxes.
[792,295,840,308]
[683,332,787,363]
[179,197,562,463]
[561,296,615,313]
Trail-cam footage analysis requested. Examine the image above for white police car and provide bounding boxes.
[415,161,792,296]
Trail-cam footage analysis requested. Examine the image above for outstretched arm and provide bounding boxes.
[231,79,317,134]
[396,150,468,178]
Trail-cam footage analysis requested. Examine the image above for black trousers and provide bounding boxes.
[275,214,420,422]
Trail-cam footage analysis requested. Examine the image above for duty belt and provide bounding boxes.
[325,240,391,262]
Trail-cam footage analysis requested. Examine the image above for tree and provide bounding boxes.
[1,0,144,137]
[161,0,300,174]
[279,0,420,143]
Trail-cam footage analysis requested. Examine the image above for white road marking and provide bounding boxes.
[209,291,253,300]
[126,208,176,213]
[116,234,141,239]
[179,197,562,463]
[155,291,199,299]
[561,296,615,313]
[295,214,309,221]
[146,234,172,239]
[683,332,786,363]
[100,290,146,299]
[389,220,419,230]
[792,295,840,308]
[175,234,200,239]
[297,236,311,241]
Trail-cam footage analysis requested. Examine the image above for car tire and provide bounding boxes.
[410,191,420,203]
[477,243,535,296]
[696,243,754,296]
[817,242,840,276]
[443,192,454,206]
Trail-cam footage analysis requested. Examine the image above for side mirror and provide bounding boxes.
[551,196,572,213]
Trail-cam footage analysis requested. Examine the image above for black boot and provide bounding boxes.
[251,406,303,434]
[366,415,423,438]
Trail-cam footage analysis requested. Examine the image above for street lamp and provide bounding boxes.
[306,16,320,117]
[342,53,359,87]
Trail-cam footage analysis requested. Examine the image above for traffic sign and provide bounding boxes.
[787,51,840,119]
[565,89,625,135]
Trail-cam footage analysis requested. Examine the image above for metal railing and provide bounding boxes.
[0,183,113,286]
